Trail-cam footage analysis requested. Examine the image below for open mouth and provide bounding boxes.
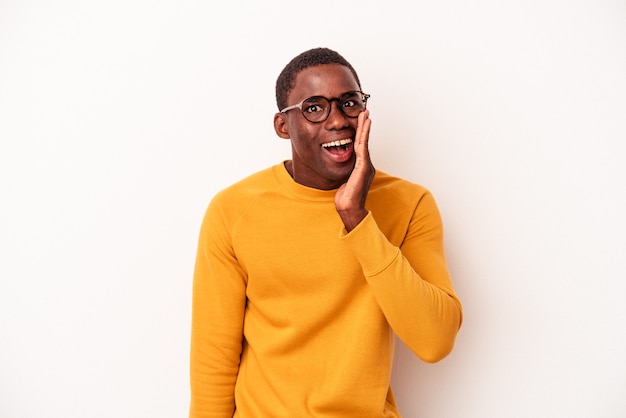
[321,138,353,153]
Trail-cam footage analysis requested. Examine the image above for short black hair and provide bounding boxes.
[275,47,361,110]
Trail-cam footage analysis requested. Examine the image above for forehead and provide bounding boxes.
[289,64,360,102]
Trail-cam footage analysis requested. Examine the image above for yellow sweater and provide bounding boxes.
[190,163,462,418]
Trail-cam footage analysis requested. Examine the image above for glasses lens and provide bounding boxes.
[340,92,367,117]
[301,97,329,122]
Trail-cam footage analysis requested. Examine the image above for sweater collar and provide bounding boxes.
[273,161,338,202]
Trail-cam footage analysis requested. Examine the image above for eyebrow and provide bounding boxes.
[304,91,360,101]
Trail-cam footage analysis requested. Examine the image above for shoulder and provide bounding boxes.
[203,165,281,224]
[370,170,431,205]
[367,171,442,244]
[212,165,278,203]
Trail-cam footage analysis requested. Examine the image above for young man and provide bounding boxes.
[190,47,462,418]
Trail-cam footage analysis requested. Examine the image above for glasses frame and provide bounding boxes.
[280,91,370,123]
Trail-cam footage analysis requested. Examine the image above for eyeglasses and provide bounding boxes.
[280,91,370,123]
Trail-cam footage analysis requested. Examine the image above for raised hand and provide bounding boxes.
[335,110,374,232]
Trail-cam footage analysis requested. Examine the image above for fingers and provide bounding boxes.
[355,110,371,160]
[354,110,372,165]
[357,110,371,145]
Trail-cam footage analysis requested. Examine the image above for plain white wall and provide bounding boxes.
[1,1,625,417]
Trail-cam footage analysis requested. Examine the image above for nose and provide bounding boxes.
[324,99,350,129]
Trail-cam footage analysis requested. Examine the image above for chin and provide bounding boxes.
[330,166,355,186]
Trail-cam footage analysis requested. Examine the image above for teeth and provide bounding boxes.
[321,139,352,148]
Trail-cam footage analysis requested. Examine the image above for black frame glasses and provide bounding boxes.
[280,91,370,123]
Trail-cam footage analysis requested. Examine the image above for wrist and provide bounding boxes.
[338,208,368,232]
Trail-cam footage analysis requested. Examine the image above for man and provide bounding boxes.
[190,47,462,418]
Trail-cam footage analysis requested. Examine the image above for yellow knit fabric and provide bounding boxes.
[190,163,462,418]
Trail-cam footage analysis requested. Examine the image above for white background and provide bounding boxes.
[1,1,625,417]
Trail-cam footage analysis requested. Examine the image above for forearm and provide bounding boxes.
[363,242,462,362]
[189,272,243,417]
[189,316,241,417]
[340,212,462,362]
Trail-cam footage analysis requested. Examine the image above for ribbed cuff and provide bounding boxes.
[339,212,401,277]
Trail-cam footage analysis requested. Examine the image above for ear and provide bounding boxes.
[273,113,290,139]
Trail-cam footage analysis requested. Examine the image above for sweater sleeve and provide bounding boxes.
[189,198,247,418]
[340,191,462,363]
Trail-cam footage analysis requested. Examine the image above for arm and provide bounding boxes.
[336,110,461,362]
[189,199,247,418]
[341,196,462,363]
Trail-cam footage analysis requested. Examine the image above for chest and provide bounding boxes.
[232,200,362,299]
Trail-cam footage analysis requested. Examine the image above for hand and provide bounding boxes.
[335,110,374,232]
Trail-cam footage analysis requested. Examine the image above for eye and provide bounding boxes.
[302,97,327,114]
[340,92,362,109]
[304,104,325,114]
